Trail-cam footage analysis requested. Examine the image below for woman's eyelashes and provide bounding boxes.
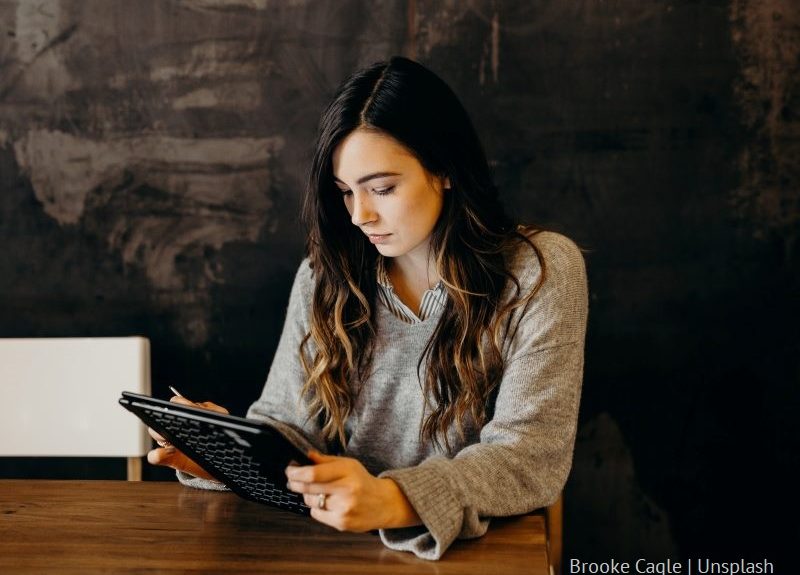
[337,185,395,196]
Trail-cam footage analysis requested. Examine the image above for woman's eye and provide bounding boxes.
[338,188,352,196]
[372,186,395,195]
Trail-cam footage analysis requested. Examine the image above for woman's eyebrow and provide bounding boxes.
[333,171,401,185]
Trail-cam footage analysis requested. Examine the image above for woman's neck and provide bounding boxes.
[386,252,440,314]
[388,251,439,290]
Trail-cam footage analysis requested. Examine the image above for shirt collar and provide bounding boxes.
[375,255,445,292]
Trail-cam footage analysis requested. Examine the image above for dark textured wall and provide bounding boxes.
[1,0,797,564]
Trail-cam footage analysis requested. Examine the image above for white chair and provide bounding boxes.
[0,337,151,480]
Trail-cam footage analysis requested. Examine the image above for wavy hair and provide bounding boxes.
[300,57,545,451]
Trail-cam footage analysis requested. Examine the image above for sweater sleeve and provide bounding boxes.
[245,259,327,453]
[377,232,588,560]
[176,259,323,490]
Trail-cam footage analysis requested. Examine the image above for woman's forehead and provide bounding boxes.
[332,129,419,181]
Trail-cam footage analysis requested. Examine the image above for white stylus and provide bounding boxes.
[168,385,185,398]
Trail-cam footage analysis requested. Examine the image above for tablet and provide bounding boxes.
[119,391,312,515]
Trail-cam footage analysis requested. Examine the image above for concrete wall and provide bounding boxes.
[1,0,797,563]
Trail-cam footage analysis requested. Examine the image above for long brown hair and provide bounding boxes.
[300,57,545,451]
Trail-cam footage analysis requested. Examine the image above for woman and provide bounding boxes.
[148,56,588,560]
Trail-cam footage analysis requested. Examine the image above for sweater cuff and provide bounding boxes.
[378,459,463,560]
[176,470,230,492]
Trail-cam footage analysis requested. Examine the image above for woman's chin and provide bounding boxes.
[373,244,400,257]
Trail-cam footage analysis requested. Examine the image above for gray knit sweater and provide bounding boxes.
[178,230,588,560]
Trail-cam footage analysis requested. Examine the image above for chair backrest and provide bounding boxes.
[0,337,151,458]
[546,493,563,575]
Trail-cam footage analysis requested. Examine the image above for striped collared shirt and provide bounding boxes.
[375,256,447,323]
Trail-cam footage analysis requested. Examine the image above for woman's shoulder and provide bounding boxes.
[287,257,316,304]
[505,230,589,342]
[295,257,314,283]
[508,229,586,288]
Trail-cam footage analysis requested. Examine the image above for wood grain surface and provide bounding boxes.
[0,480,549,574]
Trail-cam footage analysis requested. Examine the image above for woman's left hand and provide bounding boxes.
[285,451,420,532]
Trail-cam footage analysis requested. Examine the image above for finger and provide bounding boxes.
[146,447,216,481]
[287,478,344,495]
[170,396,199,407]
[302,492,336,511]
[285,462,346,484]
[307,450,338,464]
[149,447,214,480]
[147,427,167,444]
[198,401,229,414]
[147,446,176,466]
[169,395,229,415]
[308,507,347,532]
[285,454,349,484]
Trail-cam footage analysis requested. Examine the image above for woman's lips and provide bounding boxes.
[366,233,391,244]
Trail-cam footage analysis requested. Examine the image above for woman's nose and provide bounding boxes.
[350,194,376,226]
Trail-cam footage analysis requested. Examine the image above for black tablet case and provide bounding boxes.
[119,391,312,515]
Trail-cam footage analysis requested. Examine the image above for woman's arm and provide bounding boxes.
[377,232,589,559]
[245,259,326,451]
[175,259,325,489]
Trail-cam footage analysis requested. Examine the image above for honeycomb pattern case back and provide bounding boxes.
[119,391,311,515]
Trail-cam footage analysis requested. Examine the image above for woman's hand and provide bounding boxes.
[285,451,421,532]
[146,395,229,482]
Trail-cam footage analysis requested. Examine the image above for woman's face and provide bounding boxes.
[331,128,447,263]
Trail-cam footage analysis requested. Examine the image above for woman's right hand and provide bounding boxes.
[146,395,229,482]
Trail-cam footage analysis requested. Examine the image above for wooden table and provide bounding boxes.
[0,480,550,574]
